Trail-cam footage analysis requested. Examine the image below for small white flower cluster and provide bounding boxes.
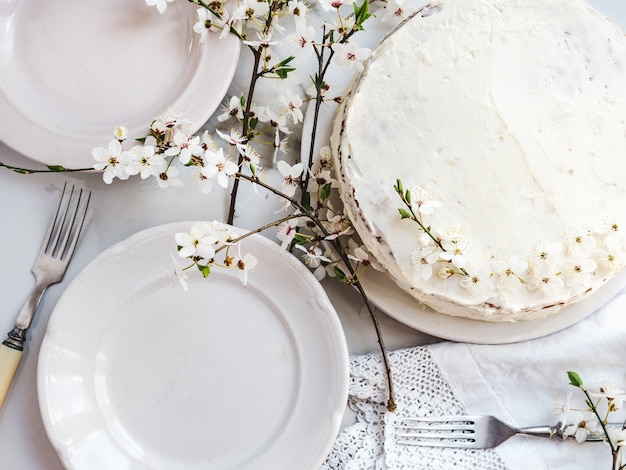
[94,0,387,286]
[558,372,626,468]
[92,111,241,192]
[405,184,626,302]
[276,145,382,282]
[98,0,381,192]
[171,221,258,288]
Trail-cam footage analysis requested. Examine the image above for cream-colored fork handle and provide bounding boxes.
[0,343,23,409]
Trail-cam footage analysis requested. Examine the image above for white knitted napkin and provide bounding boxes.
[322,290,626,470]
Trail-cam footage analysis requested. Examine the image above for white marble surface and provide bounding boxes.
[0,0,624,468]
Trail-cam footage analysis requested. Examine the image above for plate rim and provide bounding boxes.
[37,221,349,469]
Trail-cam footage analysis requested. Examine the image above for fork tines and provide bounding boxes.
[43,183,91,261]
[396,416,477,448]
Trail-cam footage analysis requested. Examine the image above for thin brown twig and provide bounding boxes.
[215,212,305,254]
[236,171,396,411]
[227,48,262,225]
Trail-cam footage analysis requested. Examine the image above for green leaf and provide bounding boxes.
[567,371,583,388]
[394,179,403,195]
[276,66,296,79]
[398,208,412,219]
[334,266,348,282]
[405,189,411,205]
[275,55,295,67]
[320,182,332,201]
[249,117,258,131]
[303,191,312,211]
[47,165,68,172]
[293,233,310,245]
[353,1,373,31]
[240,95,246,108]
[198,264,210,278]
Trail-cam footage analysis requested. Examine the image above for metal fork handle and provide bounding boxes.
[14,279,50,331]
[519,423,607,442]
[518,424,563,440]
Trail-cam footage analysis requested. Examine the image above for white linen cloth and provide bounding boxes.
[322,291,626,470]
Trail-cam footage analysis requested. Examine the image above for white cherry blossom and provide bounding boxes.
[200,129,219,152]
[565,228,596,256]
[323,212,353,240]
[381,0,417,24]
[193,7,210,42]
[165,132,203,164]
[236,251,258,286]
[92,139,131,184]
[273,130,289,162]
[528,240,563,276]
[175,222,219,260]
[492,255,528,288]
[562,255,597,288]
[459,270,492,297]
[286,25,316,56]
[607,427,626,448]
[347,239,382,271]
[216,128,248,154]
[168,252,189,291]
[594,248,626,274]
[156,166,184,189]
[210,8,238,40]
[243,32,280,48]
[276,218,298,249]
[529,273,565,298]
[234,0,270,20]
[589,379,626,411]
[331,41,371,72]
[277,160,304,197]
[146,0,175,14]
[279,88,304,125]
[258,106,291,134]
[217,96,245,123]
[190,166,214,195]
[151,107,188,132]
[288,0,309,28]
[411,245,440,281]
[201,147,238,189]
[562,412,597,443]
[411,186,442,215]
[294,244,330,269]
[113,125,128,141]
[126,145,166,179]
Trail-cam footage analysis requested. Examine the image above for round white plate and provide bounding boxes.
[38,222,348,469]
[0,0,240,169]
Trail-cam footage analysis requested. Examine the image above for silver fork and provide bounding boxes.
[0,183,91,408]
[396,415,610,449]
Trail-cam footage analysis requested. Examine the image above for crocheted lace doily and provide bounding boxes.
[322,346,510,470]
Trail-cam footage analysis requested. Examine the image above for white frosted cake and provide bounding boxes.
[332,0,626,321]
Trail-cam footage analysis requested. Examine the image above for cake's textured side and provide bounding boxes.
[332,0,626,322]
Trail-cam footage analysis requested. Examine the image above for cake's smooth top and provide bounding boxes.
[332,0,626,321]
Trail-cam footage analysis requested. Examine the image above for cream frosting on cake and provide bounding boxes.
[332,0,626,321]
